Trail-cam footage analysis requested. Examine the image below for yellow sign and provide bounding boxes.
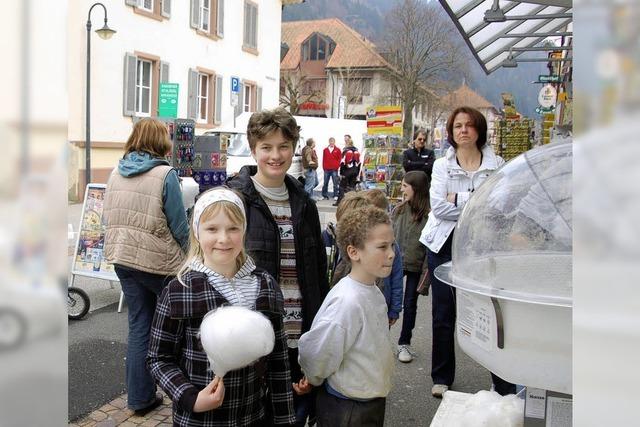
[366,106,403,136]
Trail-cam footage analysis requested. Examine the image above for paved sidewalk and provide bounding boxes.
[70,391,173,427]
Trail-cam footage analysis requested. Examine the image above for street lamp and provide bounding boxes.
[86,2,115,187]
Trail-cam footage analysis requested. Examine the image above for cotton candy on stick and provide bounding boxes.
[199,306,275,377]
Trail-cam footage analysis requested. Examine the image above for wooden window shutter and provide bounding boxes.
[215,75,223,124]
[251,4,257,49]
[235,83,243,117]
[160,61,170,83]
[123,53,137,117]
[161,0,171,17]
[187,68,198,119]
[256,86,262,112]
[216,0,224,37]
[190,0,200,29]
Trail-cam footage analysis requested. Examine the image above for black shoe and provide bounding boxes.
[134,393,164,416]
[322,196,329,200]
[332,202,339,206]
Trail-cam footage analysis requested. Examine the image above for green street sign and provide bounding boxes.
[158,83,179,118]
[535,106,555,115]
[538,75,562,83]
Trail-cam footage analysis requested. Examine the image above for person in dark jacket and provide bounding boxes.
[227,107,329,427]
[402,129,435,180]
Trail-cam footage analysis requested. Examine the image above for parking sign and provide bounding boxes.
[231,76,240,94]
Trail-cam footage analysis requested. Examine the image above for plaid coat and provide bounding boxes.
[147,268,296,427]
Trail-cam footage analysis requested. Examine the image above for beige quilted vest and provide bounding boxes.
[103,165,185,275]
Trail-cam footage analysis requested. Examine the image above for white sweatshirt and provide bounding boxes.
[298,275,394,399]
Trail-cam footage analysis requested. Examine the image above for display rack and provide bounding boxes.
[191,133,228,193]
[494,118,533,161]
[361,134,406,205]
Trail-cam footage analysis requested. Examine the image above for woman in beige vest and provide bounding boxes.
[103,118,188,414]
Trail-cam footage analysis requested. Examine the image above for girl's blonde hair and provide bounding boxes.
[124,118,172,158]
[176,189,248,286]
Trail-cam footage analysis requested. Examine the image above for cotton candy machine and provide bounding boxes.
[435,141,572,394]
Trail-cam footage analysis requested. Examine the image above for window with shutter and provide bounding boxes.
[128,0,168,20]
[161,0,171,18]
[160,61,170,83]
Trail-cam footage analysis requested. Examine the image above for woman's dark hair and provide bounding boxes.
[395,171,430,223]
[446,106,487,150]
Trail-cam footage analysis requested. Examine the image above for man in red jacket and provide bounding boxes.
[321,137,342,200]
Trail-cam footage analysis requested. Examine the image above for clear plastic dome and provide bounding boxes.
[438,141,572,307]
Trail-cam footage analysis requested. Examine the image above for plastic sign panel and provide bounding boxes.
[231,76,240,93]
[158,83,179,118]
[366,105,403,136]
[72,184,118,281]
[538,84,558,109]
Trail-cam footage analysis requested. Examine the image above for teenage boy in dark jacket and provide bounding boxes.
[227,107,329,427]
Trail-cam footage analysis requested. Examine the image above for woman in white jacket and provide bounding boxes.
[419,106,509,398]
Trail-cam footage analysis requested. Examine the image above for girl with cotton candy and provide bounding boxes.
[147,187,296,426]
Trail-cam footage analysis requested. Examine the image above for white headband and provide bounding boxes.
[192,188,246,239]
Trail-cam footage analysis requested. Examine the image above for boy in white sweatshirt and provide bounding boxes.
[297,205,396,426]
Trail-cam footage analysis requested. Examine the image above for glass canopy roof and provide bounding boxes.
[438,0,572,74]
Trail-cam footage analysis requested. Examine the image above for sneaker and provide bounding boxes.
[397,345,413,363]
[332,202,339,207]
[334,196,339,200]
[431,384,449,398]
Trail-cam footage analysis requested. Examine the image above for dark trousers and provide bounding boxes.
[336,168,358,202]
[288,347,317,426]
[114,265,172,410]
[316,386,385,427]
[398,271,420,345]
[427,234,456,387]
[322,170,339,198]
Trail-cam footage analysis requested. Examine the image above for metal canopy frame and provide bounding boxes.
[438,0,573,74]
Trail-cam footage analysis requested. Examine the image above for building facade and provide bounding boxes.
[280,18,397,120]
[68,0,301,200]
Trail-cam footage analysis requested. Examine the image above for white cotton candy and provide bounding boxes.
[199,306,275,377]
[458,390,524,427]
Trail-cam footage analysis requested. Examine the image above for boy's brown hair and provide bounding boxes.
[335,192,371,221]
[124,118,172,158]
[337,205,390,258]
[363,189,389,211]
[246,107,301,151]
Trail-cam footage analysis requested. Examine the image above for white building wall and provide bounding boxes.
[68,0,284,144]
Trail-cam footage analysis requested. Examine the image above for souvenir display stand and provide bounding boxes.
[361,134,406,206]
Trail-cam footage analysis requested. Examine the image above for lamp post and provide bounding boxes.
[86,2,115,187]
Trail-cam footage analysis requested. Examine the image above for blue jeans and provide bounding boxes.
[115,265,171,410]
[427,234,456,386]
[398,270,420,345]
[322,170,339,198]
[304,168,318,197]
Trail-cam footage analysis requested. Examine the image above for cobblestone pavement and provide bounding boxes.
[69,392,173,427]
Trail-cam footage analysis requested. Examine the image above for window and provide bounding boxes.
[123,52,168,118]
[126,0,171,20]
[141,0,153,12]
[200,0,210,32]
[188,68,222,126]
[136,59,153,116]
[243,1,258,51]
[190,0,224,38]
[197,73,209,122]
[344,78,372,104]
[302,33,336,61]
